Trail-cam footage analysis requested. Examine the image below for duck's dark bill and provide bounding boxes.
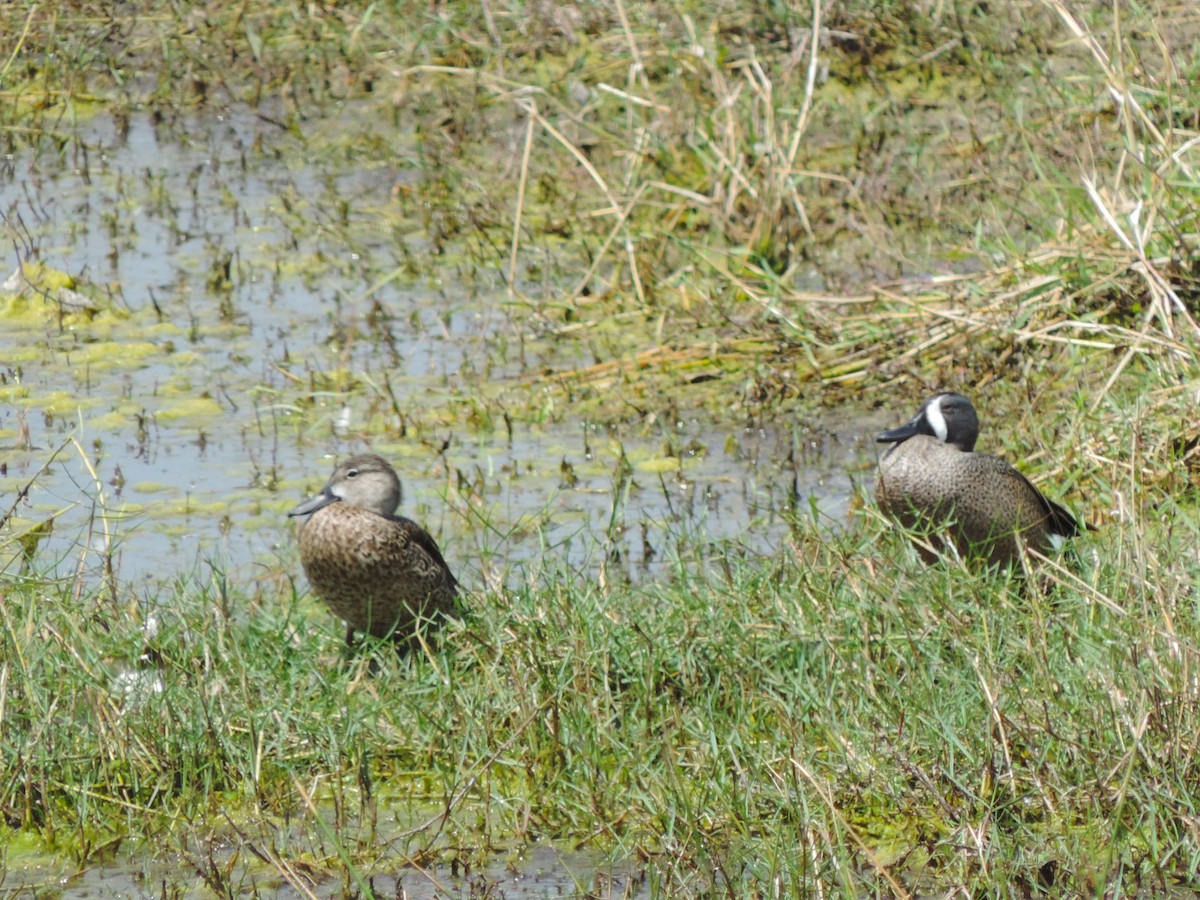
[289,491,340,517]
[877,419,921,444]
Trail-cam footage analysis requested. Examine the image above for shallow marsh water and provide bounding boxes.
[6,839,648,898]
[1,107,875,895]
[0,108,877,594]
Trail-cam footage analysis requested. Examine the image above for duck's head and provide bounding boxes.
[288,453,403,519]
[877,393,979,453]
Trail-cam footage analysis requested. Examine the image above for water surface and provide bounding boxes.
[0,108,878,592]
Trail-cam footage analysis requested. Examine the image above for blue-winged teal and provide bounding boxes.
[876,393,1081,568]
[289,453,458,646]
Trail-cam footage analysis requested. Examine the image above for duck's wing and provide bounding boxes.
[979,456,1081,538]
[1039,490,1083,538]
[391,516,459,591]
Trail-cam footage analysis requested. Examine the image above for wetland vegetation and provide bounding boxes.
[3,0,1200,895]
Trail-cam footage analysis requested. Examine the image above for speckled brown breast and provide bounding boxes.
[877,435,1064,567]
[298,503,458,640]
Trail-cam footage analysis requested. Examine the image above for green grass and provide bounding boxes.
[3,0,1200,895]
[6,505,1200,894]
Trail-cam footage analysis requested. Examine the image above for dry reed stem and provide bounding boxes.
[399,23,1199,423]
[0,3,37,82]
[507,109,535,297]
[1045,0,1189,181]
[531,343,753,388]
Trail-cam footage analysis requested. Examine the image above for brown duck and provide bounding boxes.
[876,393,1081,568]
[289,453,458,646]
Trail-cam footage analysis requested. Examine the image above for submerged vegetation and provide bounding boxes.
[3,0,1200,895]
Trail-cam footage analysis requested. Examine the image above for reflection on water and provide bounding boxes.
[385,844,649,899]
[5,840,648,898]
[1,412,876,591]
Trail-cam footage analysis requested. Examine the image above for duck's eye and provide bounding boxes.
[346,468,359,478]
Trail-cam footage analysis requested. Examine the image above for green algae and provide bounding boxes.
[83,410,137,432]
[0,388,103,414]
[633,456,683,474]
[154,397,225,421]
[0,262,131,330]
[129,482,178,495]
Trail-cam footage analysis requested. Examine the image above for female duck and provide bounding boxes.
[289,453,458,646]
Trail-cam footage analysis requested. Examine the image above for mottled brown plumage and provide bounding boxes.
[289,453,458,645]
[876,393,1080,568]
